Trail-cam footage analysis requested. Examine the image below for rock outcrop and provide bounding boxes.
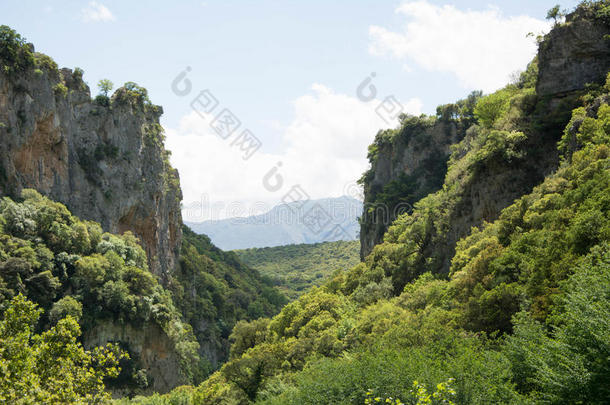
[0,56,181,282]
[359,118,463,259]
[359,6,610,261]
[537,7,610,97]
[84,321,186,394]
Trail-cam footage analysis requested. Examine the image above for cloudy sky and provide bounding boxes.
[1,0,580,220]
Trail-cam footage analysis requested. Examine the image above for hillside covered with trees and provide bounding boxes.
[119,2,610,404]
[235,240,360,300]
[0,1,609,404]
[0,24,287,397]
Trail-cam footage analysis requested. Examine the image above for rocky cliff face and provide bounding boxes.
[359,6,610,261]
[84,321,186,394]
[0,55,181,281]
[359,117,464,259]
[537,7,610,97]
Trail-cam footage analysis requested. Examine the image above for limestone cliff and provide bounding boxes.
[359,5,610,262]
[537,6,610,97]
[359,117,463,259]
[84,321,186,394]
[0,52,181,281]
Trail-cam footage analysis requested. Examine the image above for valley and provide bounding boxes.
[0,1,609,404]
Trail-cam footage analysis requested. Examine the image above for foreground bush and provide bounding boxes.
[0,294,125,403]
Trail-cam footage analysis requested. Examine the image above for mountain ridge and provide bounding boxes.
[185,195,362,250]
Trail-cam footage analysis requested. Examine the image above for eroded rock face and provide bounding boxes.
[0,64,182,282]
[360,8,610,261]
[537,10,610,97]
[84,320,187,394]
[359,120,461,259]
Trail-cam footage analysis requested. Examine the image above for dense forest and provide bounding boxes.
[0,0,609,404]
[235,240,360,300]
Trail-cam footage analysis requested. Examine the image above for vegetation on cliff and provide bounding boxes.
[0,294,125,403]
[0,190,199,391]
[0,23,290,394]
[2,1,610,403]
[170,227,287,380]
[122,3,610,403]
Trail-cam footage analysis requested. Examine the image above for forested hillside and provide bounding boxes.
[123,2,610,403]
[1,1,610,404]
[170,227,287,372]
[235,240,360,300]
[0,25,287,397]
[0,190,199,394]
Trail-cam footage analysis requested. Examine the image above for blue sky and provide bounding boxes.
[1,0,581,219]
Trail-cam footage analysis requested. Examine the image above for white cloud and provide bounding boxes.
[81,2,115,23]
[369,1,550,92]
[165,85,422,220]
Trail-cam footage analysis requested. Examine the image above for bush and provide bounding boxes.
[474,89,513,128]
[53,83,68,97]
[504,244,610,403]
[94,94,110,107]
[260,337,521,405]
[34,52,57,72]
[0,25,34,75]
[0,294,125,403]
[48,296,82,325]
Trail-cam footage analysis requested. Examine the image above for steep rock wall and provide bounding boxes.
[359,118,462,259]
[84,321,187,394]
[359,8,610,262]
[0,59,181,281]
[537,8,610,97]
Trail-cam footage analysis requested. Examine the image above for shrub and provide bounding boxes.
[504,244,610,403]
[34,52,57,72]
[0,294,125,403]
[48,296,82,325]
[0,25,34,75]
[474,89,513,128]
[53,83,68,97]
[98,78,113,97]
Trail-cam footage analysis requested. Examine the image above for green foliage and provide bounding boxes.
[114,81,152,107]
[235,240,360,300]
[154,35,610,403]
[33,52,58,73]
[451,99,610,328]
[408,378,456,405]
[436,90,482,126]
[574,0,610,24]
[0,25,34,76]
[53,83,68,97]
[546,5,563,23]
[0,190,200,389]
[0,294,125,403]
[504,244,610,403]
[559,98,610,160]
[94,94,110,107]
[49,295,82,325]
[98,78,114,97]
[23,4,610,402]
[229,318,270,360]
[169,227,287,382]
[474,88,514,128]
[258,335,520,404]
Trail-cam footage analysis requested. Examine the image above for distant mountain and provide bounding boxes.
[185,196,362,250]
